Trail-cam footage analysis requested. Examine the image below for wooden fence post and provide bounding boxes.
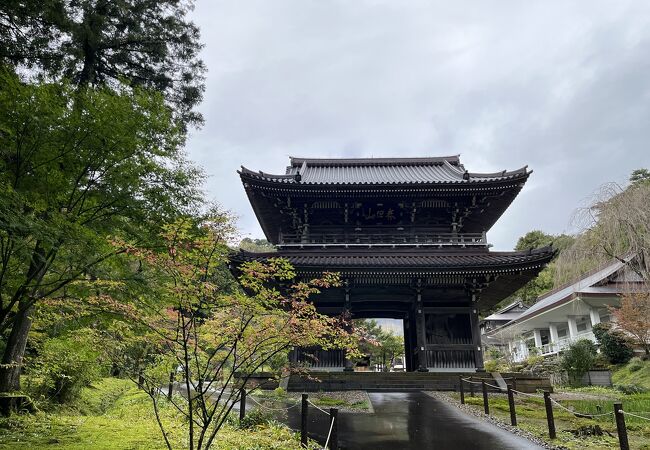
[239,388,246,422]
[543,391,556,439]
[614,403,629,450]
[507,385,517,426]
[301,394,309,448]
[167,372,174,400]
[459,376,465,405]
[469,376,475,397]
[329,408,338,450]
[481,380,489,415]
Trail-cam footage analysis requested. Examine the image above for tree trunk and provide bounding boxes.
[0,241,47,401]
[0,300,35,415]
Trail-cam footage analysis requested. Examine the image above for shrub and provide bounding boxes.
[525,354,545,367]
[627,357,644,372]
[484,359,500,372]
[561,339,597,385]
[592,323,634,364]
[28,329,110,404]
[239,408,275,429]
[615,384,648,395]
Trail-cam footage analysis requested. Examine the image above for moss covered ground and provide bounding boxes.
[452,359,650,449]
[612,358,650,389]
[0,378,311,449]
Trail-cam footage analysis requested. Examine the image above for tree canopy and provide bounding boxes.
[0,0,205,129]
[0,69,203,393]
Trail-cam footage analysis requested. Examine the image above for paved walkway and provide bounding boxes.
[289,392,545,449]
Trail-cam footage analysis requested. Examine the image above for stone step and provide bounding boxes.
[287,372,502,392]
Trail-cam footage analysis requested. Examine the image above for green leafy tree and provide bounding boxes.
[0,0,205,129]
[561,339,597,385]
[630,168,650,185]
[592,323,633,364]
[492,231,574,308]
[28,328,111,404]
[239,238,276,253]
[0,71,202,399]
[355,319,405,370]
[514,230,575,253]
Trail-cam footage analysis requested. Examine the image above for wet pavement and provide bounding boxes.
[283,392,545,449]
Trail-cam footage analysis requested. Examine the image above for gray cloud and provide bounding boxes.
[187,0,650,250]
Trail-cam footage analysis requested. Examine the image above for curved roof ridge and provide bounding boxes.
[289,155,461,166]
[240,157,533,186]
[469,166,529,178]
[239,166,297,181]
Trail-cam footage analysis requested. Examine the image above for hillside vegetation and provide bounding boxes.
[495,172,650,311]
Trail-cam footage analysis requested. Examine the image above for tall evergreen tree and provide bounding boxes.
[0,0,205,130]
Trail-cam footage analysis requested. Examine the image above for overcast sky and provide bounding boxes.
[186,1,650,250]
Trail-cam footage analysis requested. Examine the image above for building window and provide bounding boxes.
[598,307,611,323]
[576,317,589,333]
[557,327,568,339]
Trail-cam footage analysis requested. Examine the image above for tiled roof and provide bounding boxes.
[239,155,529,186]
[232,247,553,271]
[508,254,635,324]
[483,312,524,321]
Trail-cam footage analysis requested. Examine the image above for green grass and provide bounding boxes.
[613,359,650,390]
[453,391,650,449]
[0,378,314,449]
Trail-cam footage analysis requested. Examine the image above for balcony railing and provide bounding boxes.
[277,231,488,248]
[539,331,596,356]
[511,331,597,362]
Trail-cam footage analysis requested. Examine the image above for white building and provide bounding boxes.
[483,255,643,363]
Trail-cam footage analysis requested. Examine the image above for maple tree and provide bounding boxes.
[106,217,359,450]
[611,291,650,357]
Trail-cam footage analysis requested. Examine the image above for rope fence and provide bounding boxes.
[548,397,614,418]
[510,389,544,399]
[234,390,339,449]
[323,414,336,450]
[248,395,301,412]
[456,375,646,450]
[308,399,333,416]
[621,410,650,421]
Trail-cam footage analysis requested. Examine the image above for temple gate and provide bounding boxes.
[232,156,553,372]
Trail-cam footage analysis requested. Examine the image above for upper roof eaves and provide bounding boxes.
[239,155,530,186]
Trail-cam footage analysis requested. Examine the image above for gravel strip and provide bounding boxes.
[425,391,567,450]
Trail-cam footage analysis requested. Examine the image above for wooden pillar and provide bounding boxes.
[403,316,413,372]
[343,286,354,371]
[289,348,299,364]
[415,286,429,372]
[469,294,484,371]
